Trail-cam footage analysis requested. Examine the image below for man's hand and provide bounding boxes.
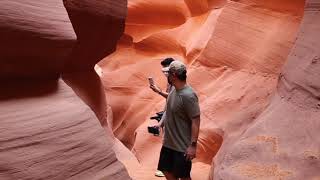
[185,145,196,161]
[150,84,161,94]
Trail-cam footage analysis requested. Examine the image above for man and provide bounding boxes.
[149,57,174,177]
[155,60,201,180]
[149,58,174,127]
[150,57,174,98]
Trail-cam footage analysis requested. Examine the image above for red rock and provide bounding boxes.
[212,0,320,179]
[2,0,319,179]
[0,80,130,180]
[0,1,76,79]
[63,0,127,71]
[99,0,308,179]
[0,0,130,179]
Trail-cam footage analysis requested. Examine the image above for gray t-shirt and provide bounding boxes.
[163,85,200,152]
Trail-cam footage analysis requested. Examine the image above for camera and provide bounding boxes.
[148,126,160,136]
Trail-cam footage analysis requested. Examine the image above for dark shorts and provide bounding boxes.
[157,146,192,178]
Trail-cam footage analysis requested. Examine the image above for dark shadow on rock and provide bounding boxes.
[0,78,59,100]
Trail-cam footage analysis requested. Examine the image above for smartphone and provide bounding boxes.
[148,77,154,85]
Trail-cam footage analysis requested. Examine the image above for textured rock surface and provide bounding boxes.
[0,0,130,180]
[2,0,318,179]
[0,80,129,180]
[63,0,127,71]
[0,1,76,79]
[99,0,308,179]
[212,0,320,179]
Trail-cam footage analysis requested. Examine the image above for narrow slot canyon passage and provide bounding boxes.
[1,0,320,180]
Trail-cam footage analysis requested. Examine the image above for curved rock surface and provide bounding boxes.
[99,0,310,179]
[2,0,318,179]
[0,1,76,79]
[212,0,320,179]
[0,1,130,180]
[0,80,129,180]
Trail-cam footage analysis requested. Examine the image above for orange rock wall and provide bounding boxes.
[1,0,316,179]
[212,0,320,179]
[100,0,307,179]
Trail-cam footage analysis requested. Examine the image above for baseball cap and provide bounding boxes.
[169,60,186,74]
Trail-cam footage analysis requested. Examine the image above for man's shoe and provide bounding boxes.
[155,170,165,177]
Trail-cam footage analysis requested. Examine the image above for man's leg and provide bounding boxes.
[163,171,177,180]
[172,150,192,180]
[158,147,176,179]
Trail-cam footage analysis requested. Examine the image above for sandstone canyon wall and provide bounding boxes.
[1,0,318,180]
[98,0,314,179]
[212,0,320,179]
[0,1,131,180]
